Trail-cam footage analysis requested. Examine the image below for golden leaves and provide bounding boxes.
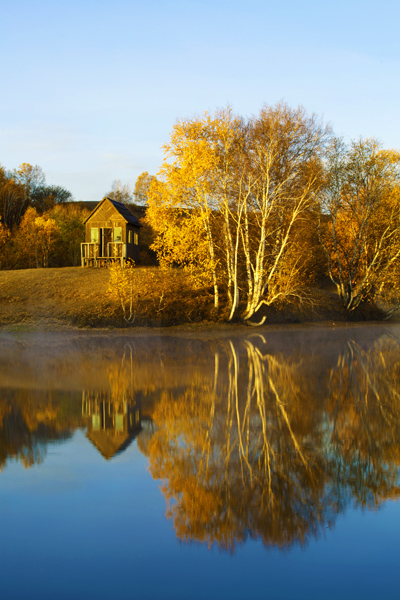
[322,138,400,313]
[147,103,329,322]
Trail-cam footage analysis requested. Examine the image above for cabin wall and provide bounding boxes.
[126,225,140,262]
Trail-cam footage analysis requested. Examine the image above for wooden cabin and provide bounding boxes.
[81,197,141,267]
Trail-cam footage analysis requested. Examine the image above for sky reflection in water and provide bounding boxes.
[1,325,400,600]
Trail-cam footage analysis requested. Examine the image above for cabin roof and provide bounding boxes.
[84,197,142,227]
[86,429,140,460]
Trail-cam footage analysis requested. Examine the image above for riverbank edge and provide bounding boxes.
[0,316,396,337]
[0,266,397,333]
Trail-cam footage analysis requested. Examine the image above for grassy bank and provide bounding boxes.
[0,266,219,329]
[0,267,111,329]
[0,266,383,331]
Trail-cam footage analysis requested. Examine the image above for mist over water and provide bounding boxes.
[1,324,400,599]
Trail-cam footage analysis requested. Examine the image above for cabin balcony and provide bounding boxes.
[81,242,127,267]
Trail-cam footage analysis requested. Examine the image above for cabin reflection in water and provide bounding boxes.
[82,391,141,460]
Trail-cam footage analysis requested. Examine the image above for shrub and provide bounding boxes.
[107,264,217,326]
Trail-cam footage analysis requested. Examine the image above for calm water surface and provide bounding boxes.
[1,324,400,600]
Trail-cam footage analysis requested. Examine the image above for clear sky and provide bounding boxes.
[2,0,399,201]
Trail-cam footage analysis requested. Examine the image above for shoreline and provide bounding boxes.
[0,315,396,336]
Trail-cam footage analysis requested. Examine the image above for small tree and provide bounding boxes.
[106,180,133,204]
[108,262,140,323]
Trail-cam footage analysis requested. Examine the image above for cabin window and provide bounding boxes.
[92,414,101,430]
[134,232,139,245]
[115,414,124,432]
[128,230,132,244]
[90,228,99,243]
[113,227,122,242]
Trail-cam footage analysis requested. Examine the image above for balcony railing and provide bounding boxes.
[81,242,126,267]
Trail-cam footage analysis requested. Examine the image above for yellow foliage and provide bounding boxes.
[108,262,137,323]
[146,195,216,288]
[147,104,328,321]
[14,206,60,268]
[107,264,216,325]
[322,138,400,314]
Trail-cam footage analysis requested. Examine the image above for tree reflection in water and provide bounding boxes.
[327,337,400,508]
[1,330,400,551]
[0,389,74,470]
[142,334,400,551]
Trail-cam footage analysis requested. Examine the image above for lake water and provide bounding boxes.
[1,324,400,600]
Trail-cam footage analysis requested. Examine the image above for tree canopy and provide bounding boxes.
[320,137,400,315]
[0,162,73,230]
[146,103,331,321]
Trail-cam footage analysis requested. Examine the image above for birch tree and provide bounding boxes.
[320,138,400,316]
[240,103,328,321]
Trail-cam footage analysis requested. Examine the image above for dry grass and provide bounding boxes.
[0,266,217,329]
[0,267,116,328]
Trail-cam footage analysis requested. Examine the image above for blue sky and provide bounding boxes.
[2,0,399,201]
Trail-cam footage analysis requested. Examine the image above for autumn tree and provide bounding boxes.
[134,171,157,206]
[49,203,89,266]
[0,163,73,234]
[14,163,46,198]
[12,163,46,217]
[146,113,229,309]
[146,204,214,285]
[0,218,10,269]
[320,138,400,315]
[147,103,329,321]
[239,104,328,321]
[15,207,60,268]
[0,163,76,269]
[0,166,27,229]
[146,173,222,296]
[13,163,72,214]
